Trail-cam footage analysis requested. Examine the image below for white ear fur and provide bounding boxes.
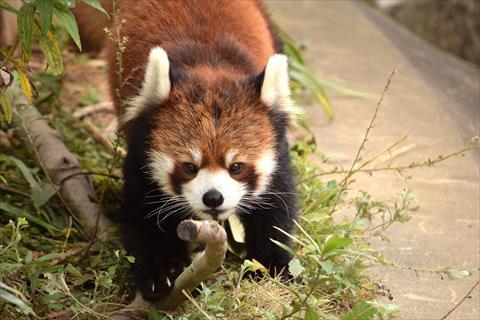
[123,47,171,123]
[140,47,171,101]
[261,54,301,122]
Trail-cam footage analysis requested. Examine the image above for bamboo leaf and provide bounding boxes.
[35,252,66,262]
[0,282,36,316]
[321,235,353,259]
[289,67,334,120]
[82,0,109,17]
[316,78,375,99]
[17,69,32,102]
[273,226,309,248]
[17,3,35,62]
[0,90,13,123]
[39,31,63,75]
[0,155,37,188]
[36,0,53,34]
[0,202,59,233]
[270,238,295,255]
[53,3,82,50]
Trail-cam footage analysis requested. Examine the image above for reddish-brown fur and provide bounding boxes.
[107,0,280,187]
[152,75,276,192]
[107,0,275,113]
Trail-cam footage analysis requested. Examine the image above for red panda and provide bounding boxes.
[106,0,298,302]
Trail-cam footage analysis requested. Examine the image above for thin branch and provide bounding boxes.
[299,136,479,184]
[440,280,479,320]
[59,171,122,187]
[329,70,396,213]
[73,101,114,119]
[83,119,126,157]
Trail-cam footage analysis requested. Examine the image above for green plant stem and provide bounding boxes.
[299,137,479,184]
[329,70,396,214]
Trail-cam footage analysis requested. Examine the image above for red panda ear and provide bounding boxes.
[140,47,171,102]
[259,54,300,122]
[122,47,171,123]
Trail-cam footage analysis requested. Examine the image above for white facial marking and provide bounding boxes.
[148,150,175,195]
[123,47,171,123]
[225,149,238,167]
[254,150,277,196]
[190,148,203,166]
[182,168,246,220]
[261,54,301,122]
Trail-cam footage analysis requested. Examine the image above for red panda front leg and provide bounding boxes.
[118,47,193,301]
[119,186,192,301]
[242,206,295,279]
[241,165,298,279]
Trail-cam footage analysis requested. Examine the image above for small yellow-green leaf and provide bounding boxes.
[243,259,268,273]
[17,69,32,102]
[39,31,63,75]
[17,3,35,62]
[53,3,82,50]
[0,90,12,123]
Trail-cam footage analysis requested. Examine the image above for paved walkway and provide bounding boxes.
[268,1,479,319]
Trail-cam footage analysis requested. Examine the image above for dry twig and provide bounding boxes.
[83,118,126,157]
[73,100,114,119]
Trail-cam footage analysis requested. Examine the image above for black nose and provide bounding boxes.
[202,189,224,208]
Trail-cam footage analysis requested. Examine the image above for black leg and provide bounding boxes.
[120,218,191,301]
[119,168,192,301]
[240,188,297,278]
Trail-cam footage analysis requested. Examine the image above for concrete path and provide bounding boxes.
[268,1,479,319]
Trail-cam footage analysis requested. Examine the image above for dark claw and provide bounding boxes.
[139,261,187,301]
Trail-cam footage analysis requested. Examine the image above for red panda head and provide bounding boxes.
[124,47,297,221]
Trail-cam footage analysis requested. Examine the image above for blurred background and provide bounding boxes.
[369,0,480,65]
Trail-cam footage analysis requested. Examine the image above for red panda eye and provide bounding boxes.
[229,162,244,175]
[183,163,198,175]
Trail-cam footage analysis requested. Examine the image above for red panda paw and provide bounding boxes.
[139,263,186,301]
